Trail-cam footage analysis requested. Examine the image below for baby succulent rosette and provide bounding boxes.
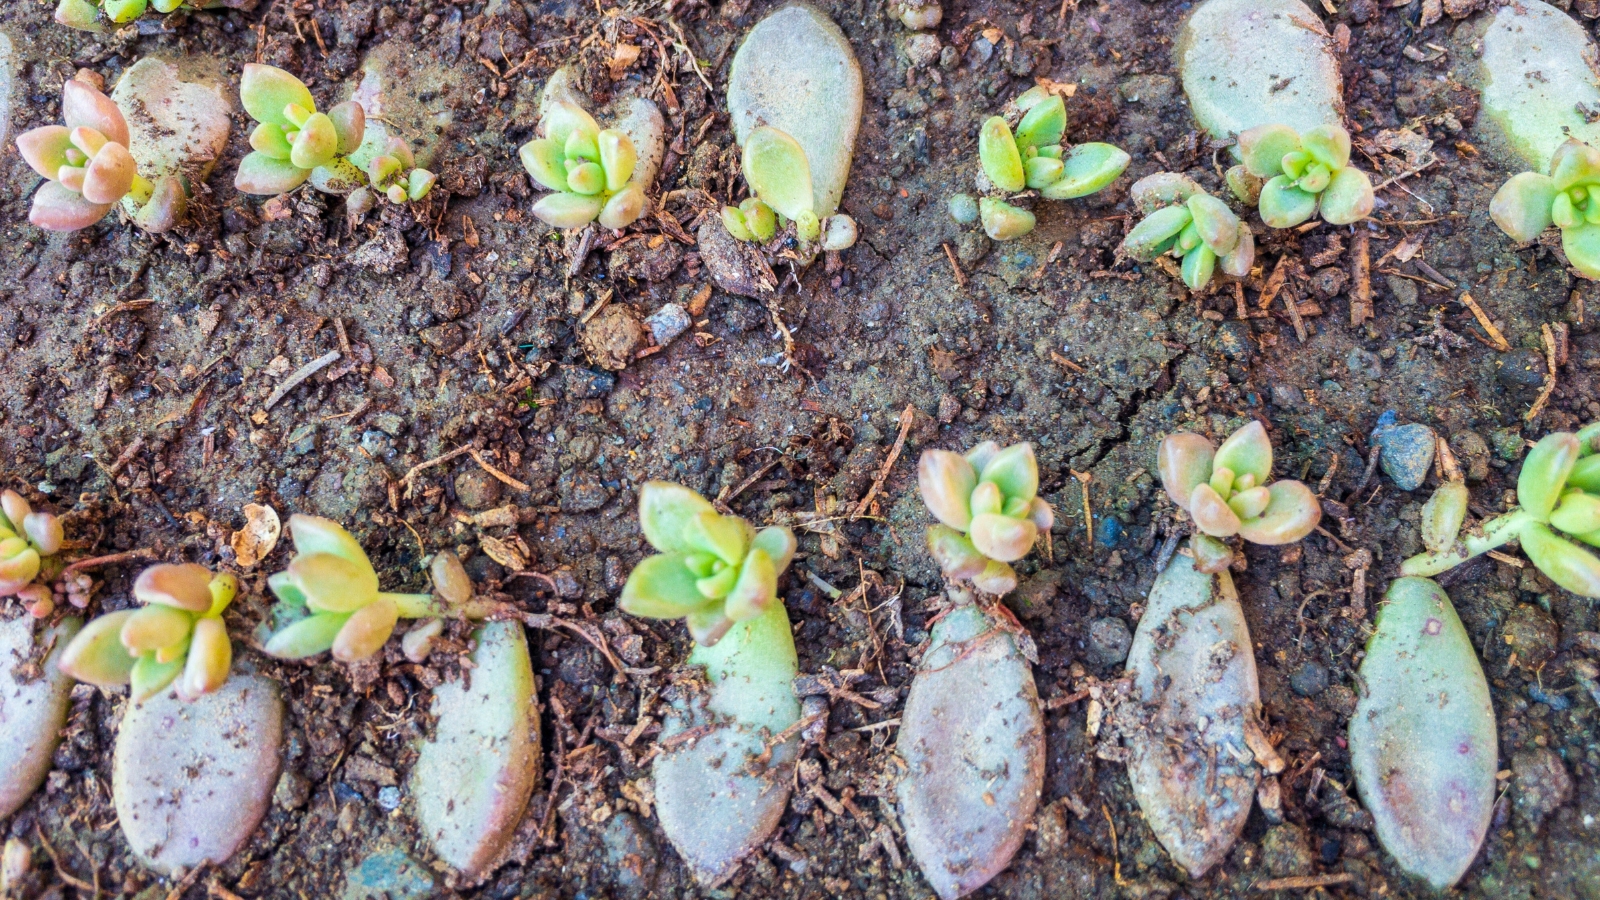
[1230,123,1374,229]
[1158,421,1321,570]
[1490,138,1600,280]
[721,126,858,252]
[260,515,439,662]
[17,78,185,233]
[619,482,798,646]
[976,87,1131,241]
[1121,172,1255,291]
[57,563,239,702]
[918,442,1053,596]
[520,101,648,231]
[0,490,64,613]
[1404,426,1600,597]
[235,65,435,206]
[54,0,227,30]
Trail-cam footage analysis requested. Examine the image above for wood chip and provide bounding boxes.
[1349,229,1372,326]
[469,448,531,492]
[1526,322,1559,423]
[1253,873,1354,891]
[1457,292,1510,352]
[941,243,966,287]
[852,405,915,520]
[1258,255,1290,310]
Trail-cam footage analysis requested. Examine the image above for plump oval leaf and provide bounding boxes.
[1157,432,1215,510]
[598,182,646,230]
[978,116,1025,193]
[1421,481,1470,552]
[332,595,398,662]
[63,79,129,147]
[531,191,602,229]
[1490,172,1557,243]
[17,126,74,181]
[743,126,814,220]
[1237,123,1301,178]
[240,64,314,129]
[1562,221,1600,280]
[1186,193,1239,256]
[918,450,978,531]
[926,524,989,581]
[263,611,350,659]
[1214,420,1273,485]
[1014,95,1066,150]
[620,553,709,618]
[1319,166,1375,225]
[1549,137,1600,192]
[1300,124,1351,170]
[1236,480,1322,545]
[1122,206,1193,261]
[28,181,114,231]
[133,563,214,612]
[2,617,80,820]
[978,443,1038,501]
[978,198,1034,241]
[1038,142,1130,200]
[1258,175,1318,228]
[967,513,1037,563]
[1519,432,1581,521]
[1521,523,1600,596]
[1181,245,1217,290]
[57,611,136,686]
[233,151,311,196]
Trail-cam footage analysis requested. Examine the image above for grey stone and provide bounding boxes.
[728,4,864,217]
[1474,0,1600,171]
[947,193,979,224]
[1497,348,1547,392]
[1261,823,1314,877]
[558,468,610,512]
[113,674,285,875]
[1512,747,1572,829]
[0,617,79,820]
[1289,661,1329,697]
[904,33,942,68]
[348,230,409,274]
[342,846,437,900]
[1086,617,1133,668]
[1371,422,1436,491]
[645,303,692,347]
[1176,0,1343,145]
[602,811,660,895]
[412,621,539,884]
[1346,347,1383,380]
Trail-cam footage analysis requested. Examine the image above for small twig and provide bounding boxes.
[567,225,596,279]
[262,350,341,411]
[941,243,967,287]
[165,861,209,900]
[34,825,98,896]
[1283,286,1308,343]
[1526,322,1559,423]
[1457,292,1511,352]
[1071,470,1093,552]
[1257,255,1291,310]
[713,458,780,513]
[60,548,155,578]
[401,444,475,495]
[853,405,915,520]
[1349,229,1372,326]
[468,449,531,492]
[1102,805,1126,886]
[107,436,146,477]
[1253,873,1354,891]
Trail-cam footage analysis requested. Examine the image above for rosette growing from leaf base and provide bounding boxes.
[260,515,446,662]
[975,87,1131,241]
[619,482,797,646]
[56,563,240,703]
[721,126,859,252]
[0,490,65,617]
[1121,173,1255,291]
[1233,123,1374,228]
[521,100,652,231]
[917,442,1053,596]
[1489,139,1600,280]
[54,0,212,32]
[1157,421,1321,567]
[16,77,163,232]
[1403,425,1600,596]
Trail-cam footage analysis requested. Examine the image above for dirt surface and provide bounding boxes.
[2,0,1599,897]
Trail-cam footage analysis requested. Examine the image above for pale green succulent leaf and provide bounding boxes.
[1023,156,1064,190]
[531,192,602,229]
[744,126,814,220]
[751,526,797,574]
[1237,124,1301,179]
[130,652,184,703]
[1562,222,1600,280]
[1185,193,1240,256]
[1522,523,1600,596]
[1258,176,1318,228]
[264,611,350,659]
[1319,167,1375,225]
[57,610,138,686]
[1420,481,1470,552]
[1549,138,1600,192]
[1519,432,1581,521]
[1122,206,1193,262]
[1181,245,1217,290]
[638,481,717,553]
[1213,421,1273,485]
[978,116,1025,193]
[519,139,569,192]
[724,547,776,621]
[1014,95,1066,150]
[1157,433,1216,511]
[1236,480,1322,545]
[1039,143,1129,200]
[1490,172,1556,243]
[979,198,1034,241]
[978,443,1038,502]
[1300,124,1351,170]
[241,64,315,128]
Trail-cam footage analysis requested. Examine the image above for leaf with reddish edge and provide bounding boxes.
[1236,480,1321,545]
[63,79,129,147]
[1158,432,1215,510]
[29,181,114,231]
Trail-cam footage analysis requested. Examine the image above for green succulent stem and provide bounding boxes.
[1399,508,1537,577]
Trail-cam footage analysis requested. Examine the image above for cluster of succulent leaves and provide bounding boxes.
[976,87,1131,241]
[57,563,238,703]
[17,78,183,233]
[1227,123,1374,228]
[1121,173,1255,291]
[1404,425,1600,597]
[0,491,64,613]
[55,0,214,30]
[720,126,858,252]
[235,65,435,207]
[1489,138,1600,280]
[261,515,439,663]
[619,482,798,646]
[1158,421,1321,570]
[918,442,1053,596]
[520,100,647,230]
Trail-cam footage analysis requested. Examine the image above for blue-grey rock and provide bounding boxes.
[1371,419,1437,492]
[342,846,437,900]
[645,303,691,347]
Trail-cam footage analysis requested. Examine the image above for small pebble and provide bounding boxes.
[1085,617,1133,668]
[1289,661,1329,697]
[1346,347,1383,381]
[377,786,402,811]
[1370,415,1436,491]
[645,303,692,347]
[947,193,979,224]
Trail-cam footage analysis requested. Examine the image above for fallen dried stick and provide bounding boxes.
[262,350,341,411]
[853,405,915,520]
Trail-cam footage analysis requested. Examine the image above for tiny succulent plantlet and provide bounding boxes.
[57,563,239,703]
[235,65,435,206]
[1122,173,1255,290]
[261,515,474,662]
[1404,426,1600,597]
[1158,421,1321,572]
[918,442,1052,596]
[721,126,859,252]
[520,100,648,230]
[0,491,64,617]
[1490,138,1600,279]
[55,0,212,29]
[17,78,182,233]
[619,482,797,645]
[976,87,1130,241]
[1231,123,1374,228]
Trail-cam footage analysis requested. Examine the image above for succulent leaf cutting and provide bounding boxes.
[1121,172,1256,290]
[721,126,859,252]
[235,65,435,207]
[918,442,1052,595]
[57,563,239,702]
[975,87,1130,241]
[1230,123,1375,228]
[1490,138,1600,279]
[619,482,797,646]
[1158,421,1322,570]
[1404,425,1600,596]
[17,77,185,233]
[520,100,649,230]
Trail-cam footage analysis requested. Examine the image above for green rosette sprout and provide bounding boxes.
[56,563,239,703]
[16,77,186,233]
[0,490,65,617]
[1121,172,1255,291]
[1490,138,1600,280]
[235,65,436,206]
[1158,421,1322,571]
[976,87,1131,241]
[520,100,648,231]
[1404,424,1600,597]
[1231,123,1374,228]
[619,482,798,646]
[54,0,218,31]
[260,515,482,663]
[917,442,1053,596]
[721,126,859,252]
